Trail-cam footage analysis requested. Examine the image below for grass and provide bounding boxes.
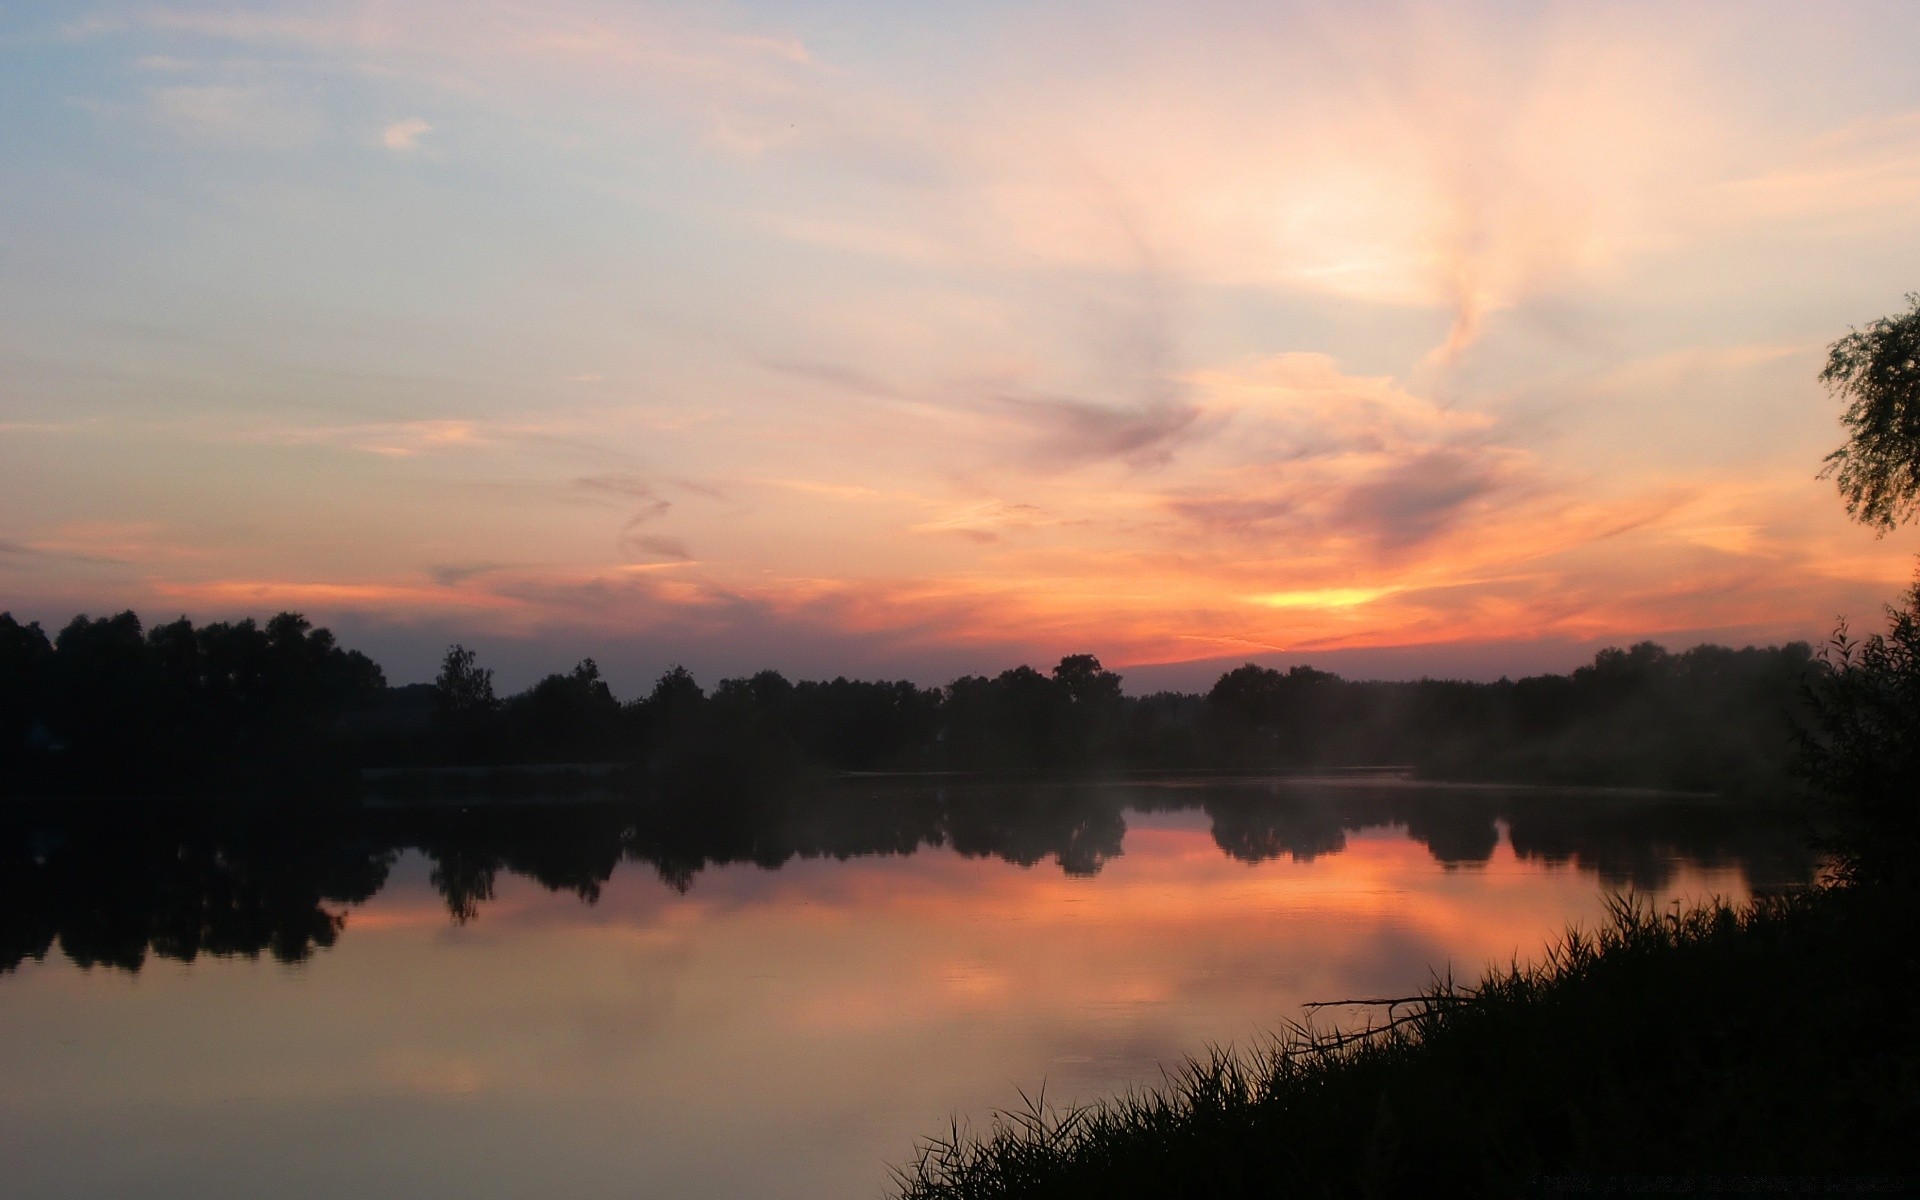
[895,887,1918,1199]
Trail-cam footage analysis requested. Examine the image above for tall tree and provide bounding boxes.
[1806,296,1920,884]
[433,644,496,717]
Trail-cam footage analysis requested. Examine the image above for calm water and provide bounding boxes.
[0,777,1815,1199]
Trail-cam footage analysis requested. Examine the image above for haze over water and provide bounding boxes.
[0,780,1815,1200]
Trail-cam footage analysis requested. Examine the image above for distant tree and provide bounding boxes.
[989,665,1065,768]
[711,669,795,719]
[49,612,154,767]
[1821,293,1920,531]
[1052,654,1123,707]
[1206,663,1342,765]
[1052,654,1125,765]
[0,614,53,768]
[433,644,496,718]
[647,665,704,720]
[503,658,621,762]
[1207,664,1287,730]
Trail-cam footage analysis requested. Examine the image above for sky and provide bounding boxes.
[3,0,1920,694]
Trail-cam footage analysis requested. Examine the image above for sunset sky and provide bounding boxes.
[4,1,1920,692]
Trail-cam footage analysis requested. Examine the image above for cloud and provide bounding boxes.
[1152,353,1525,556]
[151,577,530,615]
[618,532,692,562]
[1248,587,1398,611]
[758,357,903,399]
[1195,353,1492,462]
[998,393,1202,469]
[575,473,670,513]
[99,458,1891,694]
[19,0,1916,688]
[0,537,117,565]
[567,476,693,561]
[1337,450,1513,552]
[60,15,129,39]
[119,0,827,155]
[97,0,1920,372]
[910,503,1050,544]
[381,117,432,151]
[1720,110,1920,230]
[242,419,482,457]
[575,475,676,561]
[428,563,510,587]
[1,522,206,568]
[148,84,317,147]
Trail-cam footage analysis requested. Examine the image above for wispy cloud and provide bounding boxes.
[106,0,828,153]
[0,538,127,567]
[997,392,1203,469]
[1,522,208,568]
[909,503,1052,544]
[427,562,511,587]
[618,532,692,562]
[240,419,482,457]
[1721,110,1920,229]
[147,83,318,146]
[151,577,531,615]
[574,474,670,517]
[1148,353,1526,557]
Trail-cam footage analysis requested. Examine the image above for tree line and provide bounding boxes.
[0,605,1824,798]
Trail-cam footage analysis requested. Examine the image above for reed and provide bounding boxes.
[896,887,1916,1198]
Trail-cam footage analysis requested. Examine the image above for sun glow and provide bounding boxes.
[1247,588,1398,611]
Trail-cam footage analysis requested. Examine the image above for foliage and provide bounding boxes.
[1200,644,1816,797]
[433,644,496,717]
[1800,580,1920,885]
[0,609,383,791]
[1803,296,1920,883]
[1821,293,1920,531]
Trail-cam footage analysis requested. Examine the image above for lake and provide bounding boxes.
[0,776,1817,1199]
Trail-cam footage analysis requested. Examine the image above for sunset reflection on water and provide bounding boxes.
[0,789,1800,1200]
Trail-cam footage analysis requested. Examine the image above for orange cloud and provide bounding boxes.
[149,578,532,616]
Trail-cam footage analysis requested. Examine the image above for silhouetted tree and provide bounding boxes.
[1205,663,1342,766]
[1053,654,1122,707]
[0,613,53,772]
[1800,297,1920,884]
[1804,581,1920,884]
[3,602,1825,799]
[501,658,622,762]
[1821,293,1920,530]
[1052,654,1125,765]
[434,644,496,717]
[787,676,941,770]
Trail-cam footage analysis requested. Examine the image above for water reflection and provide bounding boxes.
[1,777,1816,976]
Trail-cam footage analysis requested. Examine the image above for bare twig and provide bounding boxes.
[1302,994,1468,1010]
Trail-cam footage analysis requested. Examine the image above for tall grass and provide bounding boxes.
[896,888,1916,1198]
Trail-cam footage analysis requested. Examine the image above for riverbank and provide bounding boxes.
[896,884,1917,1198]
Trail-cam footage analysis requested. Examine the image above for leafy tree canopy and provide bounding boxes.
[1822,293,1920,531]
